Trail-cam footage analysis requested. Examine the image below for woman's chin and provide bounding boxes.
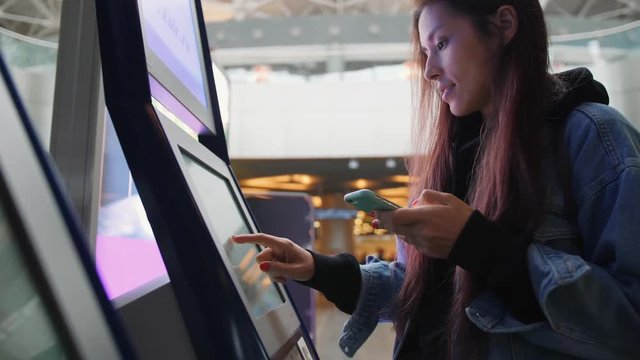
[448,103,471,117]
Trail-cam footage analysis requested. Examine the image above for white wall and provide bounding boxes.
[590,52,640,129]
[227,79,412,159]
[227,49,640,161]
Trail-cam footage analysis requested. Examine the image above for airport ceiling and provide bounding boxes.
[203,0,640,20]
[201,0,640,68]
[0,0,639,40]
[0,0,62,39]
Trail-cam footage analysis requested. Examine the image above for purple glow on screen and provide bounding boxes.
[96,235,168,300]
[139,0,207,107]
[97,116,170,301]
[149,75,207,135]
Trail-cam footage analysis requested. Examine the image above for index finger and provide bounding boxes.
[232,233,285,248]
[392,206,443,225]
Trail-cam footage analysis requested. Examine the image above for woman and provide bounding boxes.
[234,0,640,358]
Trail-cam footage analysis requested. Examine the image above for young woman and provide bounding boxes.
[234,0,640,358]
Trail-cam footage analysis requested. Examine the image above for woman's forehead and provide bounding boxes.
[419,3,463,28]
[418,4,461,39]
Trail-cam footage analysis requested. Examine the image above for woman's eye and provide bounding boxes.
[437,40,448,51]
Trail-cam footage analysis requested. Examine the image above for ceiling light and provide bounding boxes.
[385,158,397,169]
[240,174,320,191]
[355,179,368,189]
[311,196,323,208]
[252,29,264,40]
[389,175,411,183]
[290,27,302,37]
[368,24,381,35]
[377,187,408,197]
[292,174,313,185]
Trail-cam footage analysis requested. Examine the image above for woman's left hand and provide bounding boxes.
[374,189,474,258]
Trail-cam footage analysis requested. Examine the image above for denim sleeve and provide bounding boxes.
[338,257,405,357]
[528,104,640,354]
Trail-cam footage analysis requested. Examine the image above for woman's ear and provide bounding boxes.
[495,5,518,45]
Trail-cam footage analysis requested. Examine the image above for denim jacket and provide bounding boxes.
[338,102,640,359]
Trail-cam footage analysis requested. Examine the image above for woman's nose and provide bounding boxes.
[423,57,440,81]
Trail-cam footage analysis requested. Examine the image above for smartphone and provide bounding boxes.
[344,189,401,212]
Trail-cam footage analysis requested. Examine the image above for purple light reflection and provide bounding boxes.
[96,235,168,300]
[149,75,207,135]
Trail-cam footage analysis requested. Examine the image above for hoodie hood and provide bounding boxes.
[546,67,609,122]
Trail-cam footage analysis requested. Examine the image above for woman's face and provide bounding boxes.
[418,3,500,117]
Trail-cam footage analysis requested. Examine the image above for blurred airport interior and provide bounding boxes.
[2,0,640,358]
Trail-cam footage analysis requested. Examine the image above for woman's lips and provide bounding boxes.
[441,84,455,102]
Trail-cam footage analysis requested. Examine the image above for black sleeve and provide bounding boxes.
[297,251,361,314]
[448,210,545,323]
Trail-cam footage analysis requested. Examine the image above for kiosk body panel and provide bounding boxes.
[95,0,318,357]
[0,55,135,360]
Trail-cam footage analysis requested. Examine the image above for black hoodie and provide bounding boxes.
[303,68,610,359]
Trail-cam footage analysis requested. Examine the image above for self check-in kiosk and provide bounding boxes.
[94,0,318,358]
[0,55,135,359]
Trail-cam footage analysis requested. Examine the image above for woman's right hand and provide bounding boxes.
[232,233,315,283]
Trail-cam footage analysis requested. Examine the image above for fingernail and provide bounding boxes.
[259,262,270,271]
[371,220,380,229]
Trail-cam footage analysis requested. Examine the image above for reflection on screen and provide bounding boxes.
[181,152,284,318]
[0,197,68,358]
[96,117,168,300]
[96,193,167,300]
[138,0,207,106]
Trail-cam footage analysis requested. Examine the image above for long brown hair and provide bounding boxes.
[396,0,549,358]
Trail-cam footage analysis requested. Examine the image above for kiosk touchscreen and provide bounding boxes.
[0,56,134,359]
[160,113,314,359]
[95,0,318,358]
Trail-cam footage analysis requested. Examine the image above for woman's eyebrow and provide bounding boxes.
[427,24,445,42]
